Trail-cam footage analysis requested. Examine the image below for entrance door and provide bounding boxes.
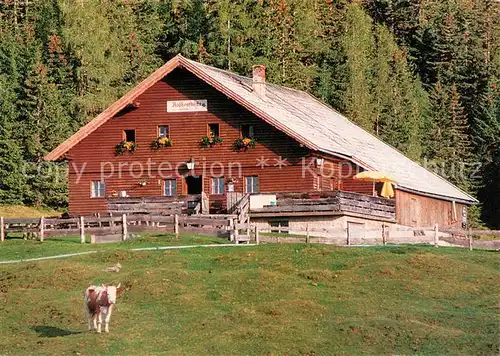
[183,176,203,194]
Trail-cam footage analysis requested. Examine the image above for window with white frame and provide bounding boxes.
[164,179,177,196]
[212,177,225,195]
[270,220,289,234]
[91,180,105,198]
[245,176,259,193]
[158,125,169,138]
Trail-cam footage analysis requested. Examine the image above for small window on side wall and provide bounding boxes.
[241,124,255,139]
[164,179,177,196]
[91,180,105,198]
[123,129,136,142]
[208,123,220,138]
[245,176,259,193]
[158,125,169,138]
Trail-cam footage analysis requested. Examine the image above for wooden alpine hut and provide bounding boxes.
[45,55,476,231]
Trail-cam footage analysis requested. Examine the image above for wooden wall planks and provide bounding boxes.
[395,190,466,228]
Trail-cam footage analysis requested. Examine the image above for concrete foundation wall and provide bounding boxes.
[251,215,442,245]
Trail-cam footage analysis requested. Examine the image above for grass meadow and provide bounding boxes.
[0,234,498,355]
[0,205,61,218]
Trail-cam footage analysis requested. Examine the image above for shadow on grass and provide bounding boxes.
[32,325,83,338]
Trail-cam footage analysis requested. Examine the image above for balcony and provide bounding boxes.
[107,195,203,215]
[249,191,396,222]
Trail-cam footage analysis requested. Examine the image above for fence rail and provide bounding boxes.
[1,214,498,250]
[0,214,235,243]
[251,223,500,250]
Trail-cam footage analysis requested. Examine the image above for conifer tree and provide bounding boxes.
[314,0,349,112]
[473,80,500,228]
[427,82,471,190]
[373,25,428,160]
[60,0,132,120]
[342,3,376,131]
[0,74,28,204]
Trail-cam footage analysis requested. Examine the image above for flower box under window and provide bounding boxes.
[115,140,137,155]
[151,137,173,149]
[234,137,256,150]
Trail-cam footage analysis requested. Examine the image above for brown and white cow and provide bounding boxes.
[84,283,120,333]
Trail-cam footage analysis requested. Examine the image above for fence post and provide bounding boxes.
[80,216,85,244]
[174,214,179,237]
[229,218,234,242]
[122,214,128,241]
[254,225,259,245]
[382,224,387,245]
[434,223,439,247]
[468,227,473,251]
[306,223,310,244]
[0,216,4,242]
[234,223,239,244]
[39,217,45,242]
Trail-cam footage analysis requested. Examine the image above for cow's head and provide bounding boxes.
[104,283,121,305]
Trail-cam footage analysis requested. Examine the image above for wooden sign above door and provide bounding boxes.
[167,100,208,113]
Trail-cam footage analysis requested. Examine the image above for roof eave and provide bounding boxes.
[396,185,477,205]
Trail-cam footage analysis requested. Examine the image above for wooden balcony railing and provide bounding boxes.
[249,191,396,221]
[107,195,202,215]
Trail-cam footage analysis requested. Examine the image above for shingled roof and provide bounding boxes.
[45,54,476,204]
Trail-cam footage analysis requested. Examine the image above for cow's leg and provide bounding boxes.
[104,306,112,333]
[94,312,99,332]
[85,305,92,331]
[97,311,102,333]
[84,293,93,331]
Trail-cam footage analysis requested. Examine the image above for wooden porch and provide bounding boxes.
[249,191,396,222]
[105,190,395,223]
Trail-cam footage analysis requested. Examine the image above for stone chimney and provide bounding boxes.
[252,65,266,97]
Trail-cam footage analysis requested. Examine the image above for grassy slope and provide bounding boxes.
[0,234,225,261]
[0,239,498,355]
[0,205,61,218]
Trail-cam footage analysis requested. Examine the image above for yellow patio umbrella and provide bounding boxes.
[353,171,397,198]
[380,181,395,198]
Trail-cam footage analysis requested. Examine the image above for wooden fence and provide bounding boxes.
[230,222,500,250]
[250,224,500,250]
[0,214,236,244]
[1,214,498,249]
